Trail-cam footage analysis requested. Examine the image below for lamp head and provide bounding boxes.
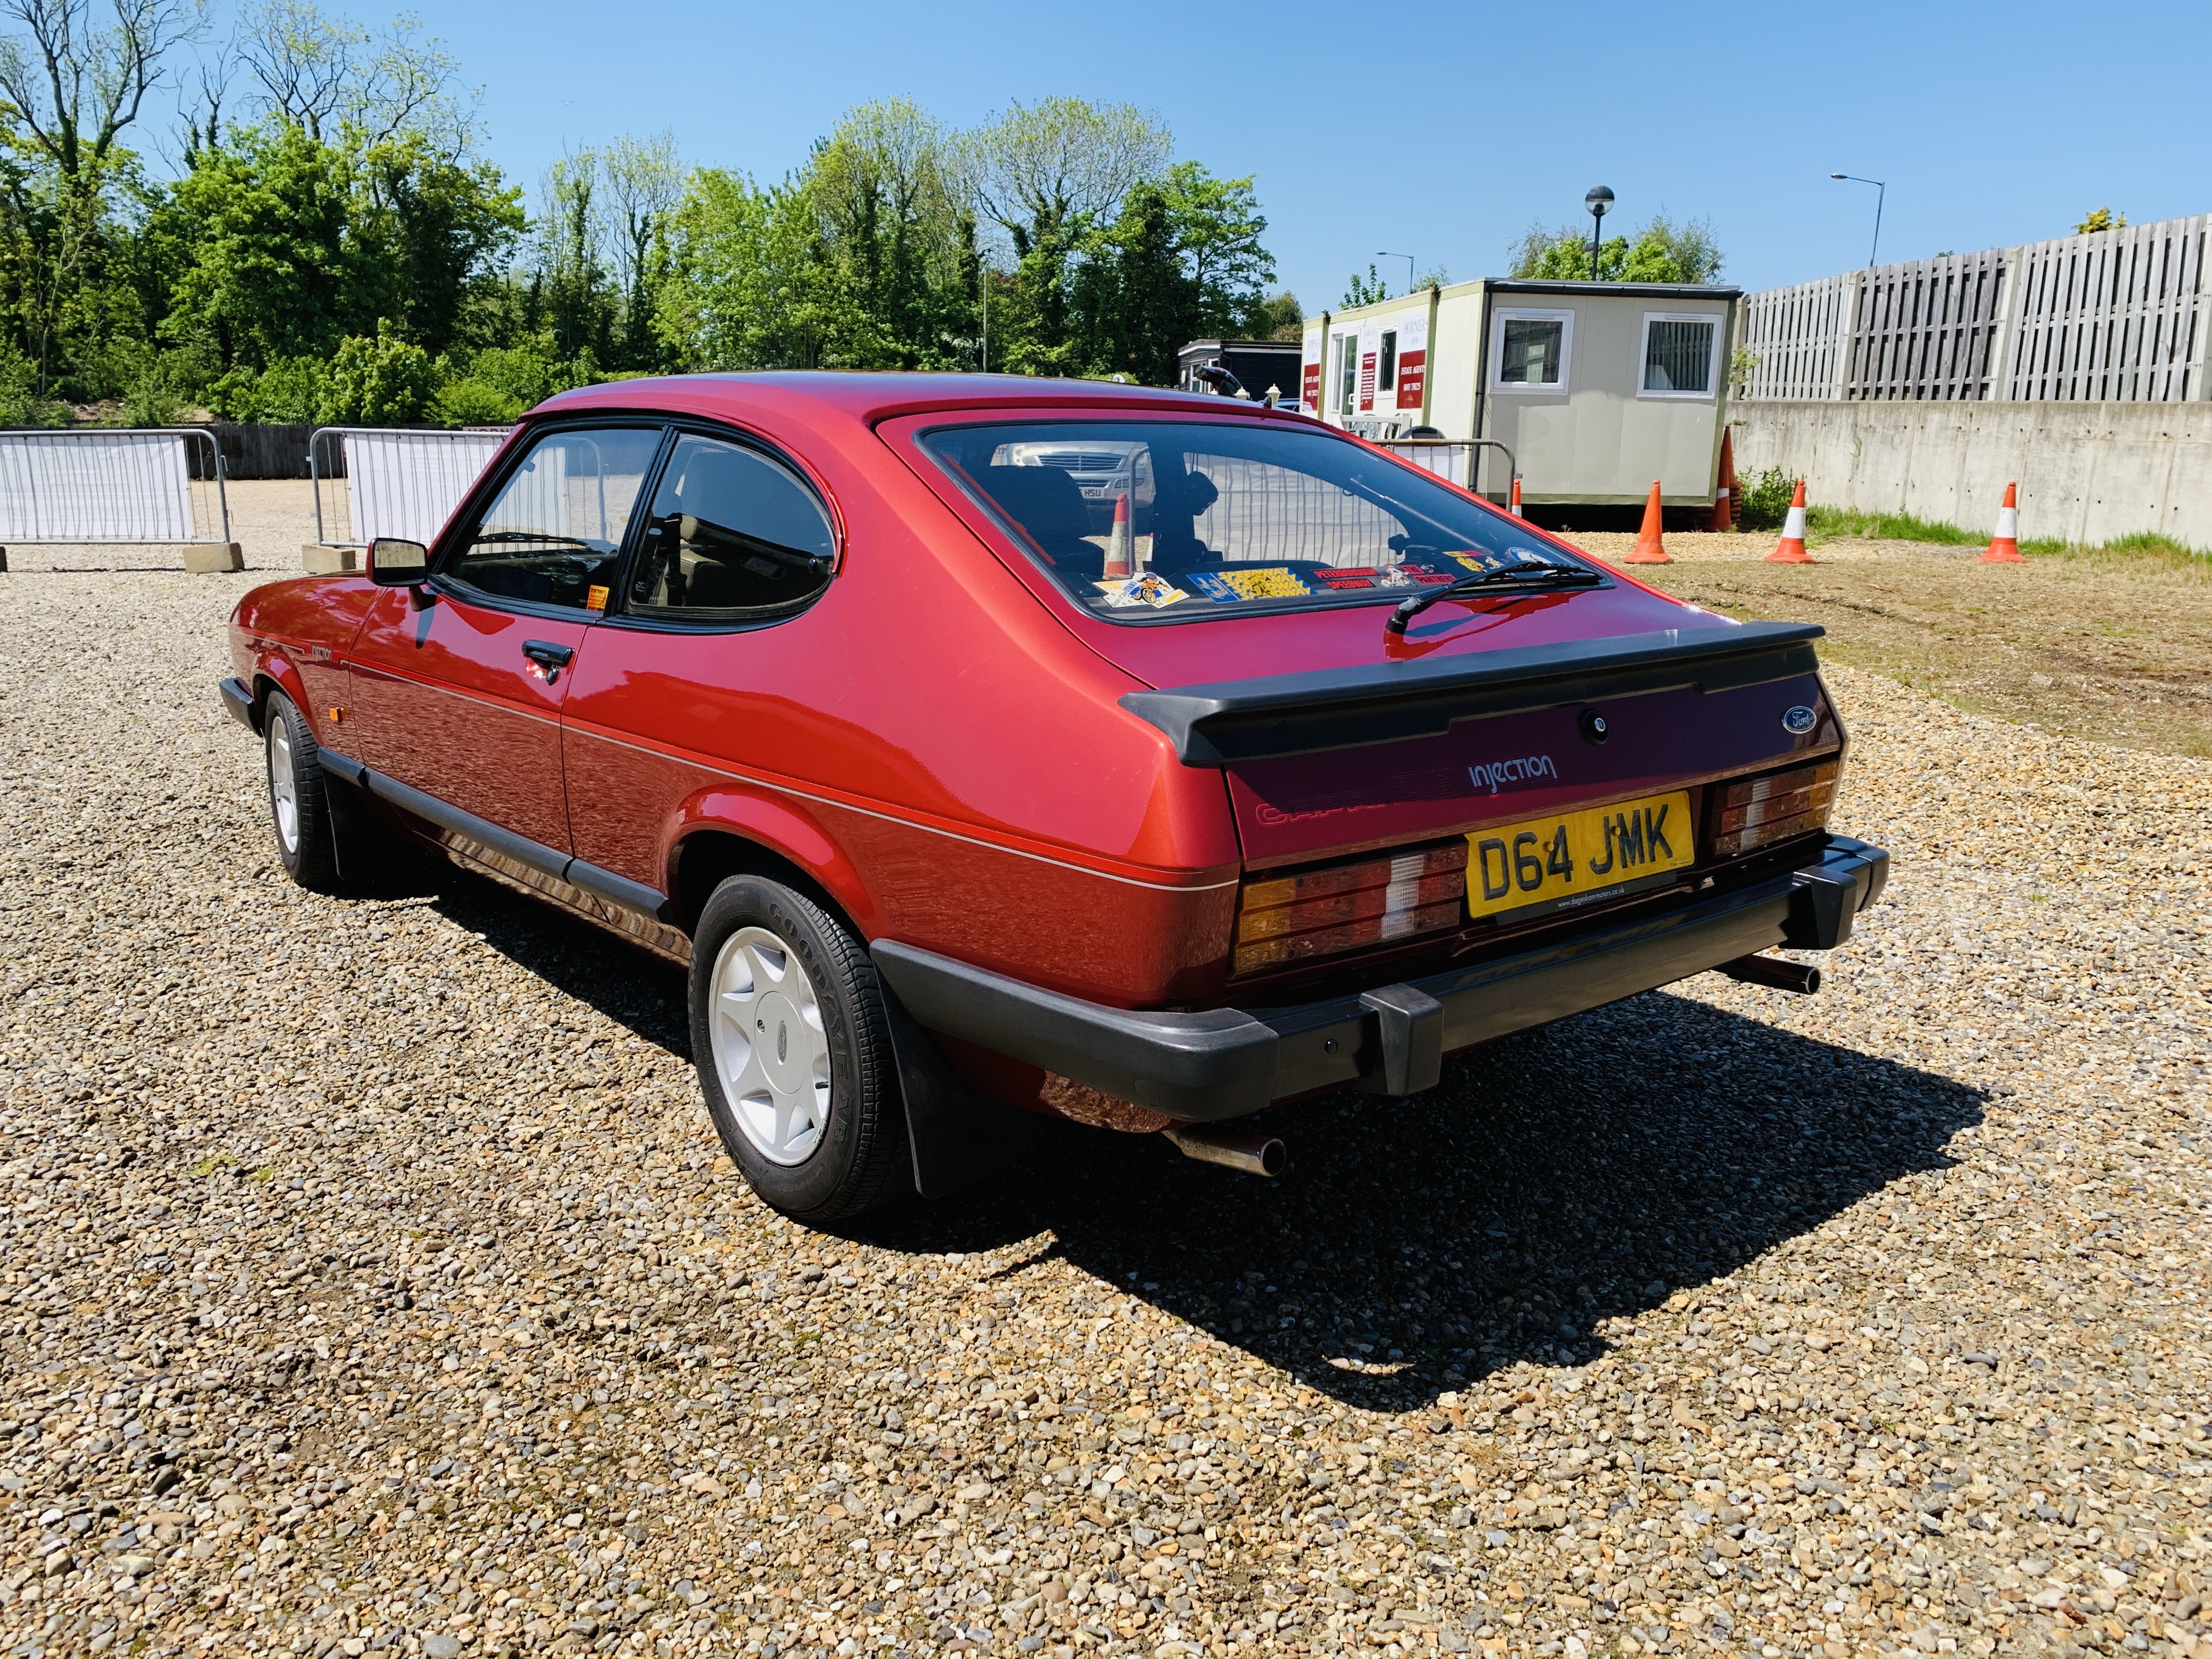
[1585,185,1615,218]
[1830,172,1848,180]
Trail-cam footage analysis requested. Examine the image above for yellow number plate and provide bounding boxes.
[1465,789,1694,919]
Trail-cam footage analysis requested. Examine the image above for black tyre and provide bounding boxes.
[689,876,909,1222]
[263,691,342,891]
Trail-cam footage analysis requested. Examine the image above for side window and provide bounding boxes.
[1641,314,1718,396]
[1492,309,1575,391]
[445,427,663,611]
[625,435,837,621]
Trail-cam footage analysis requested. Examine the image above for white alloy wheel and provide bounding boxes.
[709,926,832,1166]
[268,717,301,855]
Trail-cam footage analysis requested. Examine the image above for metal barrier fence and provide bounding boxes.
[1377,437,1520,500]
[0,428,233,548]
[311,426,513,548]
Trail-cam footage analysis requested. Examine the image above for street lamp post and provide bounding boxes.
[1830,174,1887,268]
[1376,251,1415,297]
[1584,187,1615,280]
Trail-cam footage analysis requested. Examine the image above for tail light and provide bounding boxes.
[1233,842,1465,976]
[1713,759,1840,857]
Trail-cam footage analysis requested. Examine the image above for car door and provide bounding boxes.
[559,428,840,889]
[347,424,668,855]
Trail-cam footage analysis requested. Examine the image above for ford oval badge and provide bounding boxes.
[1782,705,1818,736]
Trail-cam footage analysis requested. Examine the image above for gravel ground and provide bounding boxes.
[1,557,2208,1659]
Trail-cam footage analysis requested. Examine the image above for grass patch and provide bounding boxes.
[1804,506,1980,545]
[2022,528,2203,561]
[1807,504,2203,561]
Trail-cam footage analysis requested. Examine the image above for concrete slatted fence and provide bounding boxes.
[2002,215,2212,403]
[1737,275,1855,402]
[1738,211,2212,407]
[0,428,238,572]
[1847,249,2011,402]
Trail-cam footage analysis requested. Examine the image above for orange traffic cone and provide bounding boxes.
[1103,487,1133,578]
[1980,482,2023,562]
[1509,476,1524,517]
[1767,479,1813,563]
[1623,481,1671,564]
[1709,428,1738,532]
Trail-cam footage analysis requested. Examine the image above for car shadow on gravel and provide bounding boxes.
[850,989,1988,1413]
[416,870,1986,1415]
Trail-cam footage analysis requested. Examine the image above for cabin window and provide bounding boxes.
[1491,310,1572,391]
[1640,314,1719,398]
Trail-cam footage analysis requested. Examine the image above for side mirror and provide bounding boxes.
[367,537,429,586]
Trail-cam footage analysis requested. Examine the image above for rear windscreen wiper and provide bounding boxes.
[1385,562,1604,634]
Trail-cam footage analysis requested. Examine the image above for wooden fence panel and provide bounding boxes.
[2001,215,2211,403]
[1737,211,2212,404]
[1845,250,2008,400]
[1737,274,1853,401]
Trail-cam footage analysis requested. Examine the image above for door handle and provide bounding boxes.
[521,639,575,684]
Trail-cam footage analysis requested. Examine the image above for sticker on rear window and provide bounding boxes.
[1215,567,1311,601]
[1094,573,1187,610]
[1185,572,1242,603]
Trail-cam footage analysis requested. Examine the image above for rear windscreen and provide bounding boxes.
[919,420,1589,618]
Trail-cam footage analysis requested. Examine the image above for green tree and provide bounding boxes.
[809,98,975,369]
[1244,290,1303,341]
[320,317,431,421]
[0,0,207,393]
[968,95,1171,259]
[1159,162,1272,337]
[600,132,681,369]
[1061,163,1276,384]
[1341,263,1386,307]
[2074,206,2125,234]
[531,150,614,366]
[653,166,837,370]
[166,122,369,368]
[1508,213,1722,284]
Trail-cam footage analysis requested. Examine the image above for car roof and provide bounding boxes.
[533,370,1305,429]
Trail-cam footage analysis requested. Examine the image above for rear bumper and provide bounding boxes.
[870,833,1889,1122]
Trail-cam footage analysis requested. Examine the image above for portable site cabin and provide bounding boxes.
[1299,279,1742,511]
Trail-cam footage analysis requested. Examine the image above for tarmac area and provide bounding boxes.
[0,496,2206,1659]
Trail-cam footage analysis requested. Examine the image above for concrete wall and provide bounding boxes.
[1729,400,2212,548]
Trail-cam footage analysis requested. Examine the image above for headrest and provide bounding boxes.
[1156,469,1218,516]
[980,464,1091,547]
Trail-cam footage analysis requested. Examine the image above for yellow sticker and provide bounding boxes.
[1217,567,1311,600]
[585,584,610,611]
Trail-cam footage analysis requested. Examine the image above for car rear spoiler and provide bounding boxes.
[1116,620,1825,765]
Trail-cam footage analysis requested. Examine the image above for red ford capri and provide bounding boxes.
[221,374,1888,1221]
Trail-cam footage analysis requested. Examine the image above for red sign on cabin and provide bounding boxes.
[1301,360,1321,410]
[1358,351,1377,413]
[1396,351,1425,410]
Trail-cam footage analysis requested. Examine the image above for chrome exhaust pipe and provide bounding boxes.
[1718,952,1822,994]
[1164,1124,1285,1177]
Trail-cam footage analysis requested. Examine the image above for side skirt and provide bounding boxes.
[434,836,696,966]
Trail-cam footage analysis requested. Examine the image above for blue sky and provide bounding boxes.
[408,0,2202,310]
